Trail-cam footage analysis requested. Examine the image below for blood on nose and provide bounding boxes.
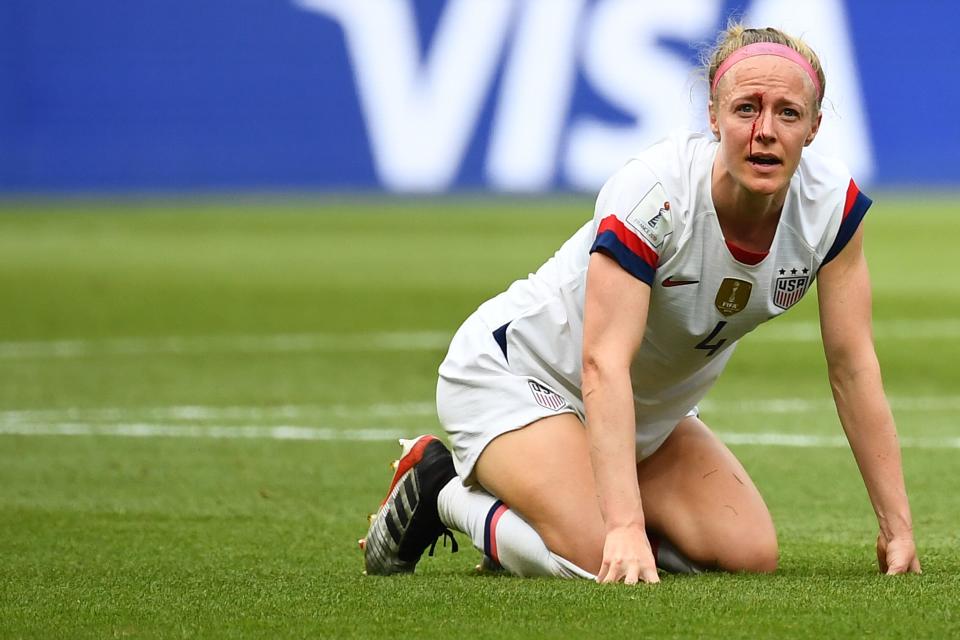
[749,92,765,157]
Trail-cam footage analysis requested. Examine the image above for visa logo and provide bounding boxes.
[298,0,872,192]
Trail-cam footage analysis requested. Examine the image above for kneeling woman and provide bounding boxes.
[361,24,920,583]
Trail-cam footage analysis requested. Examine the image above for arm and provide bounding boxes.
[582,250,659,584]
[817,224,920,575]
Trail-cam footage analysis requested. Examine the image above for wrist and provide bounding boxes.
[877,513,914,541]
[605,516,646,534]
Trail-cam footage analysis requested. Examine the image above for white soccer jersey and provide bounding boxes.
[448,130,871,460]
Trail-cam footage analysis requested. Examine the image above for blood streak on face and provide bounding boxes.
[749,92,764,158]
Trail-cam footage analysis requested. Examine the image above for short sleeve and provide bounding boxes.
[821,178,872,267]
[590,159,675,285]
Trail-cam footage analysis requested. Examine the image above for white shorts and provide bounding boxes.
[437,313,690,483]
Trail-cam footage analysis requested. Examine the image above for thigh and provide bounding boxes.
[474,413,605,574]
[637,416,778,573]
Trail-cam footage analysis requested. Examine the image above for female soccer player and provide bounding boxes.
[361,24,921,583]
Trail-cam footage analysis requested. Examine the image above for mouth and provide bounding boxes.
[747,154,782,168]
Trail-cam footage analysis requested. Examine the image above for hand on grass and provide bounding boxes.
[876,532,921,575]
[596,524,660,585]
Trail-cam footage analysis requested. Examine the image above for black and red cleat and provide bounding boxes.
[362,435,458,575]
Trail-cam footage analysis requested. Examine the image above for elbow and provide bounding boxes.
[580,353,601,395]
[581,350,629,395]
[826,352,883,409]
[581,350,600,379]
[581,348,608,383]
[827,361,853,394]
[828,362,862,400]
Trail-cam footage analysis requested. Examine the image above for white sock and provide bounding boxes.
[437,478,594,579]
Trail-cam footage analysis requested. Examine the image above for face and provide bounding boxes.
[709,55,822,197]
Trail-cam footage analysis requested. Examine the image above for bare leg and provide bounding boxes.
[636,416,778,573]
[474,413,777,575]
[474,413,605,574]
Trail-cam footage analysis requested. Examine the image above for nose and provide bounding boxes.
[754,107,776,142]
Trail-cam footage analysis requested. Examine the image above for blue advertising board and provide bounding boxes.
[0,0,958,192]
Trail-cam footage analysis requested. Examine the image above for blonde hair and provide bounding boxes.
[705,24,826,111]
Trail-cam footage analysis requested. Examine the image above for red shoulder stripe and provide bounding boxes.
[597,215,659,267]
[843,179,860,219]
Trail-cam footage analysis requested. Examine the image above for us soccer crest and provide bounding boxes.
[773,266,810,310]
[715,278,752,316]
[528,380,567,412]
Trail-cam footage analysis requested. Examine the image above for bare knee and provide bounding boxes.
[713,529,779,574]
[671,512,779,574]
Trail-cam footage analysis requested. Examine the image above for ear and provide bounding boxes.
[708,99,720,139]
[804,111,823,147]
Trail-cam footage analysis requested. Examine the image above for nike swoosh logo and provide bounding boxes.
[661,276,700,288]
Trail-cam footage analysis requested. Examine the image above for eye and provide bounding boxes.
[735,103,756,115]
[781,107,801,119]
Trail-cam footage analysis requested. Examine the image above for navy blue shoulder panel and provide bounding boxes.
[492,322,510,362]
[821,190,872,268]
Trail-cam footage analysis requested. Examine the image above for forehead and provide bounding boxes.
[717,54,816,103]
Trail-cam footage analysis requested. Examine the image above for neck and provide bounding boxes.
[711,156,787,251]
[711,165,786,219]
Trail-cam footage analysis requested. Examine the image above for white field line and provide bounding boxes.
[0,395,958,447]
[704,395,960,414]
[0,422,406,441]
[0,395,956,427]
[1,421,958,449]
[2,319,959,360]
[0,331,452,360]
[716,432,960,449]
[0,401,436,424]
[743,318,960,342]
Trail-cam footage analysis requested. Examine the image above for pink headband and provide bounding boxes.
[711,42,822,100]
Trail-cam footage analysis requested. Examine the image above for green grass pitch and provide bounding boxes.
[0,195,958,638]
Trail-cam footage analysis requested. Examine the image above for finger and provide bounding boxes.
[624,562,641,586]
[911,558,922,574]
[600,559,623,584]
[595,559,610,584]
[885,554,909,575]
[876,546,888,574]
[640,565,661,584]
[875,533,887,573]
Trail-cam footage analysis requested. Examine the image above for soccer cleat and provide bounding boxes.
[362,434,459,575]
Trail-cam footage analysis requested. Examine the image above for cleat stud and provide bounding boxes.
[390,459,399,470]
[368,513,376,525]
[358,538,366,550]
[398,438,410,449]
[362,570,367,576]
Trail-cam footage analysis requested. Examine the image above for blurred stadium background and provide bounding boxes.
[2,0,958,193]
[2,1,959,637]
